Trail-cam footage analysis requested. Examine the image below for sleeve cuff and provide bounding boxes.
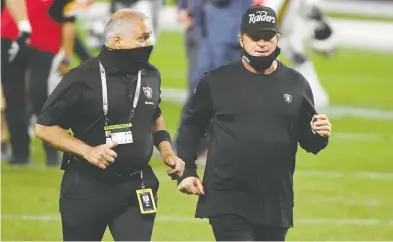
[177,161,198,184]
[313,132,329,142]
[36,116,69,129]
[36,116,54,126]
[310,132,329,155]
[62,16,76,23]
[153,107,162,121]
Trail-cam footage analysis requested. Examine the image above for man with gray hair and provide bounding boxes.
[35,9,184,241]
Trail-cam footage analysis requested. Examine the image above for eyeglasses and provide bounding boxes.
[246,31,276,41]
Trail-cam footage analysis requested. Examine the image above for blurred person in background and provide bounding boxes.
[1,0,76,166]
[1,0,32,164]
[189,0,253,94]
[1,0,30,159]
[86,0,163,49]
[1,81,9,159]
[177,0,203,95]
[253,0,335,108]
[47,0,93,94]
[49,0,94,63]
[48,0,80,77]
[174,0,252,154]
[73,32,93,62]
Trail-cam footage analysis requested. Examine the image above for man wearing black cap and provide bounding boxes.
[176,5,332,241]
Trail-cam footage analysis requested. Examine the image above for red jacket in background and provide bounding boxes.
[1,0,62,55]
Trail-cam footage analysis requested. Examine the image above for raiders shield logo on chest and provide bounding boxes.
[284,93,292,103]
[143,86,152,99]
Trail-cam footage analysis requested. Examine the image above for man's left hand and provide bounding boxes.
[310,114,331,137]
[59,62,69,76]
[163,154,185,177]
[59,57,71,76]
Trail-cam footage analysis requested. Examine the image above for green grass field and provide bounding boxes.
[2,31,393,241]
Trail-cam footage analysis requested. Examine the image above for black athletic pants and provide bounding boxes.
[1,38,58,163]
[59,164,159,241]
[209,214,289,241]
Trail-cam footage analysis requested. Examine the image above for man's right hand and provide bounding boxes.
[8,31,30,62]
[178,176,204,195]
[82,143,118,169]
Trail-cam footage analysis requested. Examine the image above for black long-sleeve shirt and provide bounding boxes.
[176,60,329,227]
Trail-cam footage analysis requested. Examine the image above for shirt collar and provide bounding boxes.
[98,46,122,74]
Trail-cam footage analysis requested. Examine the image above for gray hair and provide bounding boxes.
[103,10,147,46]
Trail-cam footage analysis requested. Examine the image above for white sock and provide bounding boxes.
[295,61,330,108]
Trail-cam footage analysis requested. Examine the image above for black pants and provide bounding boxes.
[59,165,159,241]
[209,214,288,241]
[1,38,59,164]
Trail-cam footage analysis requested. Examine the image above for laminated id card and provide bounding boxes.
[136,188,157,214]
[104,123,133,145]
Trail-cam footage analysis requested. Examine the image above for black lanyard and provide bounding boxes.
[99,61,141,126]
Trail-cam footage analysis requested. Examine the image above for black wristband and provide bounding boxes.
[153,130,171,150]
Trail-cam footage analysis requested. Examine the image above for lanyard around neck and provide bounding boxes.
[99,61,141,125]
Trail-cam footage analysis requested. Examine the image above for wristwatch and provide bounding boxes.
[61,57,72,65]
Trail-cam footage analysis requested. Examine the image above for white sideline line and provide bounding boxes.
[313,196,380,207]
[3,163,393,180]
[295,170,344,178]
[296,171,393,180]
[296,218,382,225]
[2,215,393,226]
[332,133,391,141]
[320,105,393,120]
[355,172,393,180]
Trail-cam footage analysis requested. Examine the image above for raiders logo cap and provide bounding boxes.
[240,5,281,34]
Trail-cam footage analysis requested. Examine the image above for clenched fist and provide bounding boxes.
[178,176,204,195]
[311,114,331,137]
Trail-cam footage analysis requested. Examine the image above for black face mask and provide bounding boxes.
[102,45,153,74]
[241,47,281,71]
